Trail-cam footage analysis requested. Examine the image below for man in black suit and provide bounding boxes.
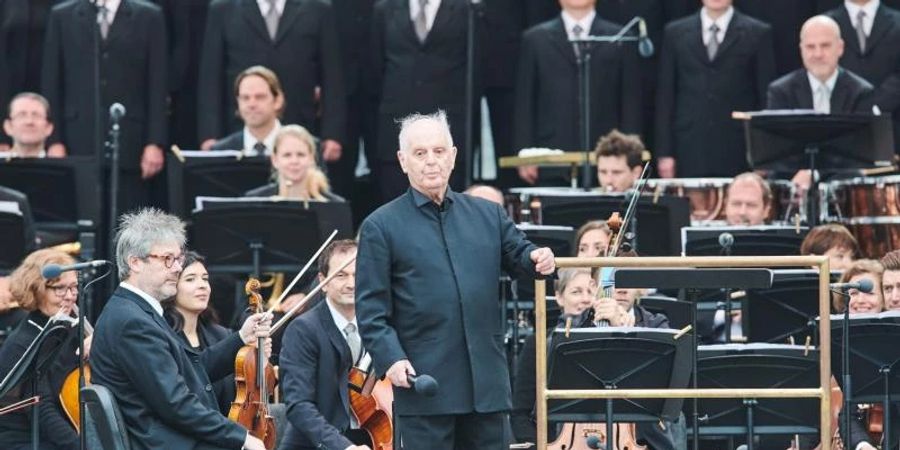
[280,239,371,450]
[513,0,642,186]
[825,0,900,153]
[90,208,269,450]
[367,0,478,203]
[655,0,776,178]
[210,66,284,155]
[198,0,345,170]
[356,111,556,450]
[42,0,168,209]
[767,15,874,113]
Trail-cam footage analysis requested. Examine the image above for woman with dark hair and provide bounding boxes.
[162,251,271,415]
[800,224,860,272]
[0,249,83,450]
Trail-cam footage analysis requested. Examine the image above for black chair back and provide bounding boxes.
[81,384,131,450]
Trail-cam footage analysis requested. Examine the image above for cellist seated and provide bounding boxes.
[279,240,372,450]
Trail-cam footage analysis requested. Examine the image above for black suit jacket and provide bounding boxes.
[767,68,875,112]
[357,188,538,415]
[655,10,775,177]
[42,0,168,169]
[198,0,346,144]
[280,301,355,450]
[331,0,374,97]
[210,130,244,151]
[827,4,900,152]
[91,287,246,450]
[368,0,476,161]
[734,0,818,76]
[513,15,642,153]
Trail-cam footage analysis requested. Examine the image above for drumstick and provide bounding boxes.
[270,255,356,335]
[265,229,338,315]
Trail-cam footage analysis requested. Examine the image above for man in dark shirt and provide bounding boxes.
[356,110,555,450]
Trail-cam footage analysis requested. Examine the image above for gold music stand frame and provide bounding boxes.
[533,255,832,450]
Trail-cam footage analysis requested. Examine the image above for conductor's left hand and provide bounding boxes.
[530,247,555,275]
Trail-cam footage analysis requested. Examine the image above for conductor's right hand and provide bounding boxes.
[386,359,415,388]
[243,433,266,450]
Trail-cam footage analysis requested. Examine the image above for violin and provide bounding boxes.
[348,353,393,449]
[228,279,278,449]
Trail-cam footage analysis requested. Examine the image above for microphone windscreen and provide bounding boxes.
[413,374,438,397]
[585,435,603,449]
[638,38,654,58]
[41,264,63,279]
[857,278,874,294]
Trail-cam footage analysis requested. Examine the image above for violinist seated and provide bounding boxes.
[800,223,859,272]
[279,239,372,450]
[161,251,272,415]
[575,220,612,259]
[244,124,345,203]
[595,130,645,193]
[724,172,772,226]
[832,259,900,450]
[0,249,87,450]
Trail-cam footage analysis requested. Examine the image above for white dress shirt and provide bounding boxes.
[701,6,735,46]
[257,0,286,17]
[808,69,840,114]
[242,120,281,157]
[561,10,596,41]
[97,0,121,24]
[409,0,441,32]
[120,281,164,316]
[845,0,880,37]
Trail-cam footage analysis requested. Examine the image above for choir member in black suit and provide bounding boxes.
[198,0,346,171]
[0,0,65,149]
[818,0,900,13]
[42,0,168,209]
[513,0,642,185]
[655,0,776,178]
[825,0,900,153]
[90,209,270,450]
[0,249,83,450]
[280,239,372,450]
[734,0,818,76]
[211,66,284,156]
[367,0,478,202]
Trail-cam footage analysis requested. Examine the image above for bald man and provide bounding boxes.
[767,15,874,113]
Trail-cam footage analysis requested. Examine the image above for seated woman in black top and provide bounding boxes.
[161,251,271,415]
[245,124,344,202]
[0,249,85,450]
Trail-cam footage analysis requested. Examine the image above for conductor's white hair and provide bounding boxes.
[396,110,454,153]
[115,208,186,279]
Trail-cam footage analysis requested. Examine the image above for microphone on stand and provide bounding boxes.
[42,260,111,279]
[109,103,126,123]
[718,232,734,256]
[830,279,874,293]
[637,18,654,58]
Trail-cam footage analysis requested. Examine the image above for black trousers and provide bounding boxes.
[397,411,509,450]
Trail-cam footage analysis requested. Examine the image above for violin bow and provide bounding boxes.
[270,255,357,335]
[265,229,338,315]
[0,396,40,417]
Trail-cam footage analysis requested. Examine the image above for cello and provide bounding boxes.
[348,352,394,450]
[58,305,93,432]
[228,278,278,449]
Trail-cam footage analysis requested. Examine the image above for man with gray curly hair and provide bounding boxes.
[91,208,268,450]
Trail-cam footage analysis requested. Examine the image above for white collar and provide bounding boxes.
[845,0,880,35]
[409,0,441,31]
[808,69,840,93]
[242,120,281,157]
[97,0,121,19]
[257,0,286,16]
[701,6,735,36]
[326,299,356,335]
[561,9,596,39]
[120,281,164,317]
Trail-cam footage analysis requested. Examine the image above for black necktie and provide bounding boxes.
[253,141,266,155]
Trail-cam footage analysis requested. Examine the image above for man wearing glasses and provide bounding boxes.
[1,92,59,158]
[90,208,270,450]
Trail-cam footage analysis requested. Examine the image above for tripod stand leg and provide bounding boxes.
[744,398,757,450]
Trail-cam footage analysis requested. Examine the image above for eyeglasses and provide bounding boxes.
[46,284,78,297]
[9,111,47,121]
[145,253,185,269]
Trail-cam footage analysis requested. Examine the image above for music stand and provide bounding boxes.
[537,193,690,256]
[639,296,693,331]
[547,328,693,447]
[822,312,900,448]
[0,316,75,450]
[682,225,809,257]
[742,270,841,344]
[166,151,271,218]
[739,111,894,225]
[0,211,25,274]
[695,344,820,449]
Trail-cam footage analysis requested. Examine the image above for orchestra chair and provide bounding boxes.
[81,384,132,450]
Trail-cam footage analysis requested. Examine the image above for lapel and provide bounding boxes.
[713,11,743,62]
[393,0,420,47]
[116,287,174,336]
[795,70,814,110]
[241,0,273,43]
[831,69,852,113]
[548,17,577,66]
[317,301,351,367]
[686,14,709,65]
[834,7,862,57]
[866,5,894,55]
[274,0,303,45]
[105,0,134,47]
[74,0,99,46]
[424,0,456,47]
